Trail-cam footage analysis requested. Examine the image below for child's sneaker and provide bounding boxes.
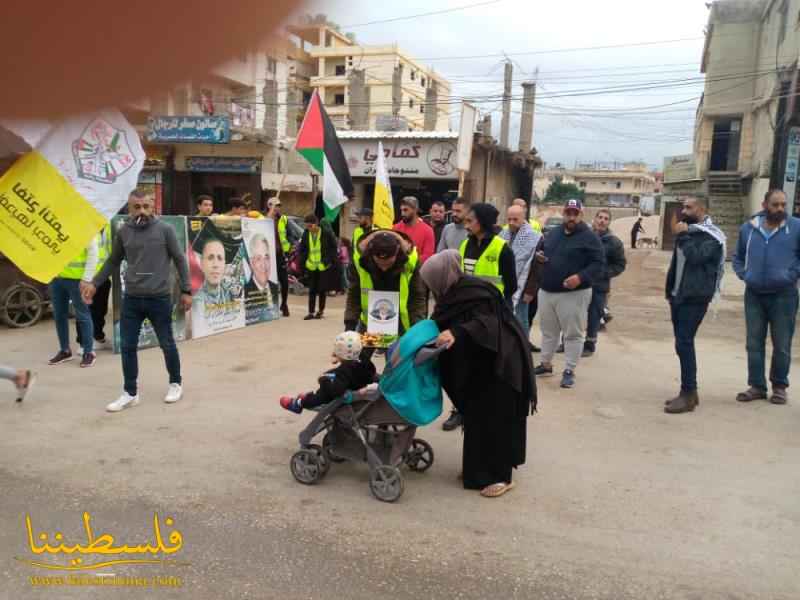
[280,395,304,414]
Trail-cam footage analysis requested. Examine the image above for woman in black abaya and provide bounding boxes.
[421,250,537,497]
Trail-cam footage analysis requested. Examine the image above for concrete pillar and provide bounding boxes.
[262,77,278,139]
[348,69,370,130]
[518,82,536,152]
[424,80,438,131]
[392,64,404,117]
[500,61,512,149]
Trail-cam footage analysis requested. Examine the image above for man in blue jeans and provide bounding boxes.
[733,189,800,405]
[664,197,725,414]
[83,189,192,413]
[48,238,99,368]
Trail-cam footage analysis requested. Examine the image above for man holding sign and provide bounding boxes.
[345,230,427,349]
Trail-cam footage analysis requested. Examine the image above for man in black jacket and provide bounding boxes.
[664,197,725,414]
[583,209,626,357]
[534,199,605,389]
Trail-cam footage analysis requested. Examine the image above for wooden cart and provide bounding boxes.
[0,253,51,328]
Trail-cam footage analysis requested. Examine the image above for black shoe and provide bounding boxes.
[303,314,315,321]
[80,352,97,368]
[442,410,463,431]
[556,344,565,353]
[314,312,324,319]
[581,343,595,358]
[534,364,553,377]
[560,369,576,388]
[48,350,73,365]
[281,305,290,317]
[530,344,541,353]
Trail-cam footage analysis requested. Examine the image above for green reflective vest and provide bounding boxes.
[305,232,328,272]
[277,215,291,253]
[358,248,419,332]
[459,236,506,293]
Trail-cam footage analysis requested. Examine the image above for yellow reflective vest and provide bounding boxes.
[277,215,291,253]
[459,236,506,293]
[305,232,328,272]
[357,248,418,332]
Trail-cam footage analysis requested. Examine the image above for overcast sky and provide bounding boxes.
[300,0,712,171]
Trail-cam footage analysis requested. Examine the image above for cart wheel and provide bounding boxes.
[405,438,434,472]
[322,432,347,463]
[369,466,404,502]
[307,444,331,477]
[1,284,44,328]
[290,450,322,485]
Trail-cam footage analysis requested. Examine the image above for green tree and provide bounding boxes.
[544,178,585,203]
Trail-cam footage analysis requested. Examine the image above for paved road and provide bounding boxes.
[1,250,799,599]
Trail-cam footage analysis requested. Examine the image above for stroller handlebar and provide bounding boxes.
[413,342,447,366]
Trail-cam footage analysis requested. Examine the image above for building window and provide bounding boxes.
[411,70,416,81]
[267,57,277,74]
[579,181,586,188]
[615,181,622,189]
[335,64,346,76]
[420,104,425,114]
[409,98,414,108]
[421,76,426,87]
[334,93,345,105]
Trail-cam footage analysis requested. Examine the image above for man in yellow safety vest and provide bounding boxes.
[345,230,427,341]
[75,224,113,348]
[267,197,291,316]
[48,237,100,368]
[352,207,375,252]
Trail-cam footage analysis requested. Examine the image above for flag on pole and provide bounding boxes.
[0,109,144,282]
[294,90,353,222]
[373,141,394,229]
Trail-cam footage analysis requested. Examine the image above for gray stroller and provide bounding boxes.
[289,343,444,502]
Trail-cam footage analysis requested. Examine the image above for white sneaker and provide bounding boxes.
[164,383,183,404]
[106,392,139,413]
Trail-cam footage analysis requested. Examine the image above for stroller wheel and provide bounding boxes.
[369,466,404,503]
[290,450,322,485]
[405,438,434,473]
[323,432,347,463]
[307,444,331,477]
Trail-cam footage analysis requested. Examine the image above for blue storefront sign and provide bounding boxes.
[185,156,262,173]
[147,116,230,144]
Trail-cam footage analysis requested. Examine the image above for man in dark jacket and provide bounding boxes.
[732,189,800,405]
[664,197,725,414]
[534,199,605,389]
[583,209,626,357]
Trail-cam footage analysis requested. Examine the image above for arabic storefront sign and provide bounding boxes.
[146,116,230,144]
[342,138,459,179]
[185,156,262,173]
[663,154,697,184]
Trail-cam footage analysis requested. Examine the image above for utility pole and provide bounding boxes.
[500,60,512,149]
[518,82,536,152]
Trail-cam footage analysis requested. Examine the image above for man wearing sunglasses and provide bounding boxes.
[83,189,192,413]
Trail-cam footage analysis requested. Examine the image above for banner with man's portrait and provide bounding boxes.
[241,217,280,325]
[111,215,189,353]
[186,216,246,339]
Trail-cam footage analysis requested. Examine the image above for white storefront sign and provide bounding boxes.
[342,138,459,180]
[663,154,697,183]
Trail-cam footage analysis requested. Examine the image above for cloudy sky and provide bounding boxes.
[301,0,712,170]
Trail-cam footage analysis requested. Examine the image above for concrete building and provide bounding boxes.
[286,22,452,132]
[533,162,655,207]
[678,0,800,249]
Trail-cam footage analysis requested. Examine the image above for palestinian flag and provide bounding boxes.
[295,90,354,222]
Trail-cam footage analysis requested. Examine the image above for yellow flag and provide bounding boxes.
[373,141,394,229]
[0,110,143,282]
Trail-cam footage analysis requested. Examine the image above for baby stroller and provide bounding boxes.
[289,320,444,502]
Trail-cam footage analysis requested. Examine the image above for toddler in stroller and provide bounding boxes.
[286,320,445,502]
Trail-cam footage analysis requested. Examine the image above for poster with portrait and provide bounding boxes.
[186,216,246,339]
[111,215,188,353]
[241,217,280,325]
[367,290,400,336]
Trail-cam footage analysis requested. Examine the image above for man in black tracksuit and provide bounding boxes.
[664,197,724,414]
[583,209,626,356]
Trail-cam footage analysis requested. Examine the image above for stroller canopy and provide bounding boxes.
[379,319,443,426]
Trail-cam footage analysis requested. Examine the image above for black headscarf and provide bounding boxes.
[470,203,499,233]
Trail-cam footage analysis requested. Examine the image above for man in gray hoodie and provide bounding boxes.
[83,189,192,412]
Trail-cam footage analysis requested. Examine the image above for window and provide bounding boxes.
[615,181,622,189]
[411,70,416,81]
[579,181,587,188]
[335,64,346,76]
[334,93,345,105]
[267,57,277,74]
[420,104,425,114]
[421,77,426,87]
[409,98,414,108]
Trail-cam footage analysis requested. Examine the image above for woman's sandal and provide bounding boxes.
[480,481,515,498]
